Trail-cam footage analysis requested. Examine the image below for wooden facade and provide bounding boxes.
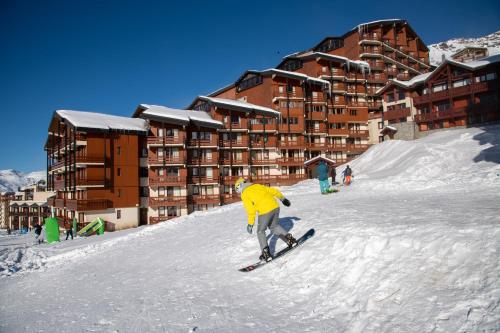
[45,111,148,231]
[378,55,500,137]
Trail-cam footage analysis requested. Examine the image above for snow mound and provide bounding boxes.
[345,126,500,191]
[0,126,499,332]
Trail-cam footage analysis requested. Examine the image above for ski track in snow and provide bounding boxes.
[1,126,500,333]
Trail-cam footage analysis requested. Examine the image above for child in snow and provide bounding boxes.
[235,177,297,262]
[316,161,330,194]
[34,223,42,243]
[342,165,353,185]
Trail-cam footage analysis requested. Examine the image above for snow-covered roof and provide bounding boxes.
[207,83,236,97]
[445,53,500,70]
[138,104,223,128]
[353,19,404,32]
[376,72,433,95]
[197,96,281,118]
[286,52,371,75]
[56,110,148,133]
[304,156,337,166]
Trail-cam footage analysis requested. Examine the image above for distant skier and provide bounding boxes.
[235,177,297,262]
[316,160,330,194]
[342,165,353,185]
[331,166,337,185]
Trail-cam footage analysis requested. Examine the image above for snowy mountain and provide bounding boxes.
[1,125,500,332]
[0,169,45,193]
[428,30,500,66]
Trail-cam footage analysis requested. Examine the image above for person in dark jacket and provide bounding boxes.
[342,165,353,185]
[34,223,43,244]
[316,161,330,194]
[331,166,337,185]
[65,222,73,240]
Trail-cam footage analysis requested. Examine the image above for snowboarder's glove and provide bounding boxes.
[282,198,291,207]
[247,224,253,234]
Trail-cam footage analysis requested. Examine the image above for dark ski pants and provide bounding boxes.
[257,208,287,251]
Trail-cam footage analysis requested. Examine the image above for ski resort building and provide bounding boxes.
[45,110,148,231]
[377,54,500,139]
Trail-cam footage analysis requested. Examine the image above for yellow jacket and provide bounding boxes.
[241,184,285,225]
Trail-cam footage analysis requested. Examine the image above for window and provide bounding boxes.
[432,83,448,92]
[387,94,394,103]
[117,210,121,219]
[279,86,284,94]
[117,146,121,155]
[452,79,471,88]
[379,136,384,142]
[397,91,405,100]
[141,148,148,158]
[287,83,294,93]
[117,168,121,176]
[158,128,164,137]
[231,115,240,124]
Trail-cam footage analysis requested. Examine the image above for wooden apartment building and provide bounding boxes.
[377,54,500,140]
[45,110,148,230]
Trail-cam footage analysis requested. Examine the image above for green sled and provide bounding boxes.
[77,218,105,237]
[44,217,60,243]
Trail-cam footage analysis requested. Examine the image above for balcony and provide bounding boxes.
[148,155,185,165]
[306,112,326,121]
[414,108,468,122]
[147,136,184,145]
[186,138,218,147]
[66,199,112,211]
[278,123,305,133]
[346,144,369,152]
[305,124,327,134]
[188,194,220,204]
[218,139,249,148]
[186,157,218,165]
[149,175,186,187]
[278,139,306,148]
[306,142,326,150]
[348,130,369,138]
[149,196,187,208]
[221,193,240,204]
[249,137,278,148]
[327,143,347,150]
[250,175,278,183]
[55,198,65,208]
[384,107,412,121]
[277,157,305,165]
[221,176,243,183]
[187,176,219,184]
[219,158,246,165]
[276,174,308,183]
[327,129,349,136]
[47,196,55,207]
[150,216,177,224]
[250,158,276,165]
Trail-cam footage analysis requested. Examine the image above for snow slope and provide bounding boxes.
[1,126,499,332]
[428,30,500,66]
[0,169,45,192]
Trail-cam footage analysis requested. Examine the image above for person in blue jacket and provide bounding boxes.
[316,160,330,194]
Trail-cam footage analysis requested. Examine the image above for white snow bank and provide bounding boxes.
[0,125,499,333]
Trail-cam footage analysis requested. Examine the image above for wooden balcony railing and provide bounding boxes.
[187,176,219,183]
[149,196,187,207]
[148,155,185,164]
[346,144,369,152]
[327,129,349,136]
[327,143,347,150]
[384,107,412,121]
[186,138,218,147]
[250,158,276,165]
[55,198,65,208]
[348,130,369,138]
[186,157,218,165]
[278,139,306,148]
[149,175,185,186]
[150,216,178,224]
[221,176,242,183]
[414,107,470,122]
[188,194,220,204]
[218,139,249,148]
[277,157,306,165]
[66,199,112,211]
[147,136,184,145]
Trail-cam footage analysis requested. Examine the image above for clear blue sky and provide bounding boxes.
[1,0,499,172]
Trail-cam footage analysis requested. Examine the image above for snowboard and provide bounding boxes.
[239,228,315,272]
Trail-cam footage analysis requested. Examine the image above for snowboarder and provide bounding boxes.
[331,166,337,185]
[34,223,43,244]
[316,160,330,194]
[65,222,73,240]
[234,177,297,262]
[342,165,353,185]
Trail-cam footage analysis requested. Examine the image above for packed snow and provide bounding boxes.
[1,125,500,332]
